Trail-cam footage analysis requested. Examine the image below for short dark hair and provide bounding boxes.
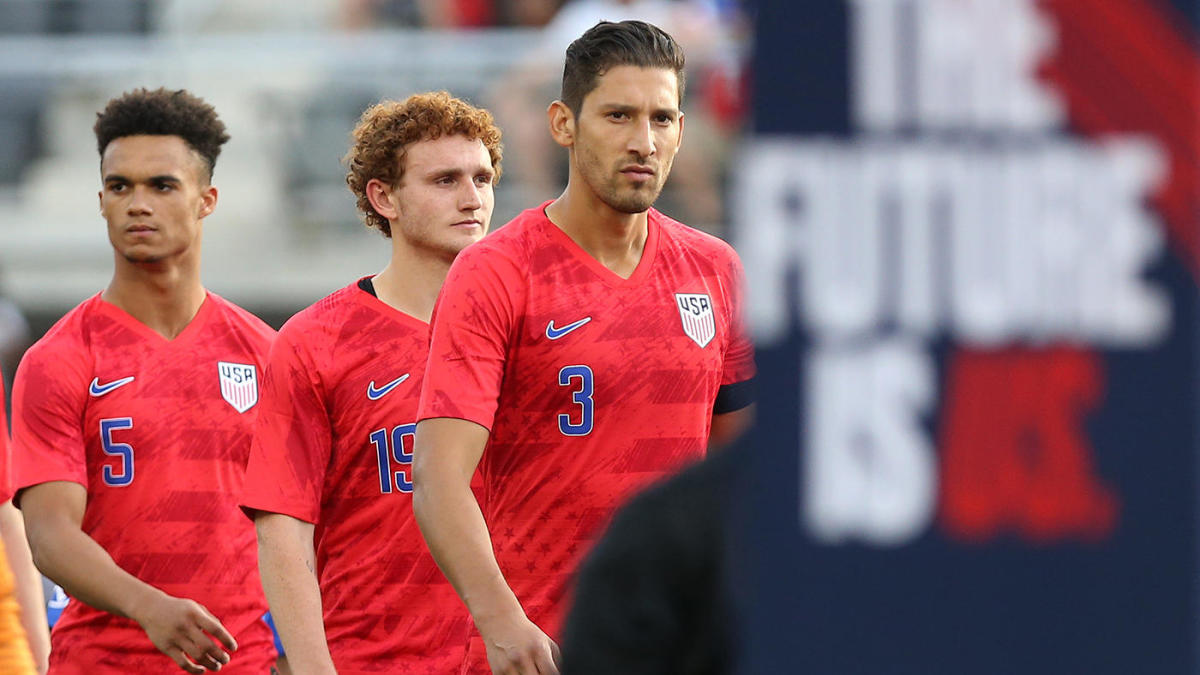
[93,87,230,181]
[561,20,686,115]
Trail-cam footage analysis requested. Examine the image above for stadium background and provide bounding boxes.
[1,0,1198,673]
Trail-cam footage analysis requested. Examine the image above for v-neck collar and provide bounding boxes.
[95,290,215,347]
[539,203,661,288]
[352,277,430,331]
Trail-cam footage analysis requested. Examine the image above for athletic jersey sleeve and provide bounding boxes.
[715,248,756,414]
[10,340,90,502]
[240,327,332,524]
[418,243,522,431]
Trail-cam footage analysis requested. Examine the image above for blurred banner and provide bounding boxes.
[732,1,1199,672]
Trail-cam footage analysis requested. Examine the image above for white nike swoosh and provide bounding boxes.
[546,317,592,340]
[367,374,410,401]
[89,376,135,397]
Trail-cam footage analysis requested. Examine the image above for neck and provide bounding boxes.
[101,255,206,340]
[545,184,650,279]
[371,241,455,324]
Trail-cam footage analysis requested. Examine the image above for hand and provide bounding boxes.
[480,614,561,675]
[129,589,238,673]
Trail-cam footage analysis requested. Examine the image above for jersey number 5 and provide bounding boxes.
[99,418,134,487]
[371,423,415,494]
[558,365,594,436]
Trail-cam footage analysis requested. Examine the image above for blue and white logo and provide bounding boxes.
[367,374,410,401]
[546,317,592,340]
[89,376,135,397]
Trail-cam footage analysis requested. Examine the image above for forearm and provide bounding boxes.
[0,501,49,671]
[23,509,162,622]
[413,479,524,629]
[254,513,334,674]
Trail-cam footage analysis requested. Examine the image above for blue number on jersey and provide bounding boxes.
[558,365,594,436]
[371,423,416,494]
[99,417,134,486]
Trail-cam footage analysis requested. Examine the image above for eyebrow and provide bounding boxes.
[103,174,182,184]
[598,103,680,117]
[426,165,495,180]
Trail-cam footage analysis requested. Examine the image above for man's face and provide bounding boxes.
[388,134,495,259]
[99,134,214,264]
[571,65,683,214]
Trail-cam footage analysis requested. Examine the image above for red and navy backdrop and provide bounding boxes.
[731,1,1199,672]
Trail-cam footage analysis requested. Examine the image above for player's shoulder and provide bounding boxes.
[205,291,276,347]
[653,209,740,262]
[277,281,361,340]
[449,205,548,282]
[25,294,103,356]
[469,203,550,257]
[16,295,104,383]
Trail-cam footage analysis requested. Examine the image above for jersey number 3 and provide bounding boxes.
[558,365,594,436]
[99,418,134,487]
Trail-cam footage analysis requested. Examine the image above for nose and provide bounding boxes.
[126,184,153,216]
[460,180,485,211]
[628,118,657,159]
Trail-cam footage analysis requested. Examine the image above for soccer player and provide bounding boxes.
[10,88,276,674]
[240,92,500,674]
[413,19,756,675]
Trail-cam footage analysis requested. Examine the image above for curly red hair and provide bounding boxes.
[345,91,503,237]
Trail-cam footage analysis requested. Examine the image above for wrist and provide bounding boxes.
[469,595,527,635]
[121,583,165,625]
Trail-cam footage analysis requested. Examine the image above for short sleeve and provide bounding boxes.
[240,328,332,523]
[717,250,756,410]
[11,341,90,504]
[418,244,523,431]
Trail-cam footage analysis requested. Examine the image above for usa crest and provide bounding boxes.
[217,361,258,413]
[675,293,716,348]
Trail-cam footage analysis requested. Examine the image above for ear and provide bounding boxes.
[365,178,399,221]
[198,185,218,219]
[547,100,575,149]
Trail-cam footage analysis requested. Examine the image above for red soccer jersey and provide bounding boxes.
[419,204,756,671]
[10,292,276,674]
[240,280,472,674]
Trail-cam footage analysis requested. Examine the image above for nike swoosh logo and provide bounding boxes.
[367,374,410,401]
[89,376,135,397]
[546,317,592,340]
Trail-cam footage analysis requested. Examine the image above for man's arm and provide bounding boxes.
[20,481,237,674]
[253,512,334,674]
[0,499,48,673]
[709,404,754,450]
[412,417,560,675]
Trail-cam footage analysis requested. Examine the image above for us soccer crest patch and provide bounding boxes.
[217,361,258,413]
[675,293,715,348]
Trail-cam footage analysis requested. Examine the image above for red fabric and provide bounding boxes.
[420,204,755,672]
[11,292,275,674]
[241,281,472,673]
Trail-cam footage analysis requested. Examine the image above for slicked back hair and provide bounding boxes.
[561,20,686,115]
[344,91,503,238]
[93,87,229,181]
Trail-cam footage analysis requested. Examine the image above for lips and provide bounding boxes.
[620,165,656,181]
